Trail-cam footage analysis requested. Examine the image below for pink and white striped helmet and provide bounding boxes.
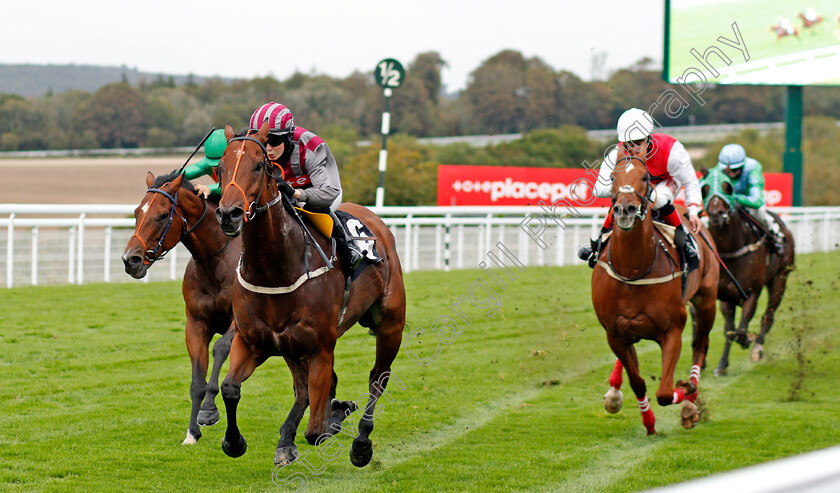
[249,102,295,135]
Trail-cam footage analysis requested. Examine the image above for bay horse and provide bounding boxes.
[699,168,795,375]
[592,150,719,435]
[798,11,824,29]
[122,171,239,445]
[214,122,406,467]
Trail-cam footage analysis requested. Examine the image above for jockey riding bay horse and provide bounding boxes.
[214,122,405,467]
[700,168,795,375]
[122,172,238,446]
[592,149,719,435]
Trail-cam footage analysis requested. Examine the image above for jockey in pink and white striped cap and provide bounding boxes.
[248,102,365,269]
[249,102,295,136]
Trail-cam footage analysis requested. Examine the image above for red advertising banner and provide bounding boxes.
[437,165,793,207]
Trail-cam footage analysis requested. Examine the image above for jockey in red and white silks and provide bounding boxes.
[579,108,702,270]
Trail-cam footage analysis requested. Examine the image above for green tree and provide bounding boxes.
[73,83,148,148]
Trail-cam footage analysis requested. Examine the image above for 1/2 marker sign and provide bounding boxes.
[374,58,405,89]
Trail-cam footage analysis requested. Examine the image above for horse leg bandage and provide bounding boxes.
[672,388,686,404]
[687,364,701,403]
[609,359,623,389]
[638,396,655,432]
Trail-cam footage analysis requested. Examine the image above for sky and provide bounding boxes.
[0,0,665,92]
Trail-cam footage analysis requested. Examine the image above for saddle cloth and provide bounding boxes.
[294,207,381,262]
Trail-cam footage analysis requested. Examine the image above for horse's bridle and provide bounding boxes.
[610,155,654,223]
[223,133,285,221]
[130,187,207,264]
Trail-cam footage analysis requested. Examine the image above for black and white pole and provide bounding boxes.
[373,58,404,208]
[376,87,392,208]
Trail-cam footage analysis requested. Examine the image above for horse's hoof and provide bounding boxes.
[274,444,298,466]
[646,429,658,436]
[222,434,247,458]
[714,367,727,377]
[197,409,220,427]
[182,429,200,445]
[750,344,764,362]
[681,401,699,429]
[604,387,623,414]
[350,437,373,468]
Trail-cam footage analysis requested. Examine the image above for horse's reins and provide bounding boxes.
[130,187,208,264]
[223,135,283,221]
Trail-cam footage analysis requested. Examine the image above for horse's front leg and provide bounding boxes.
[303,348,335,446]
[734,291,761,349]
[221,333,266,458]
[753,271,791,362]
[198,324,234,427]
[607,334,655,435]
[656,328,694,407]
[275,357,310,466]
[184,319,212,445]
[715,300,737,376]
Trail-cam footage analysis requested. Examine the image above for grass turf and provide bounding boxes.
[1,251,838,492]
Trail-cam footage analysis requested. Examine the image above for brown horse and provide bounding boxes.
[214,122,406,467]
[701,180,795,375]
[770,22,800,40]
[592,151,719,435]
[122,171,239,445]
[798,12,824,29]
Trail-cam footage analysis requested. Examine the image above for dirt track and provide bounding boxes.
[0,157,216,204]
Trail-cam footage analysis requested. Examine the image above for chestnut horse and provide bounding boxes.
[214,123,405,467]
[700,168,795,375]
[122,171,239,445]
[592,151,718,435]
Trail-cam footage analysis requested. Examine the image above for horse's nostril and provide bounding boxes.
[627,205,637,215]
[613,205,621,215]
[229,208,244,220]
[129,256,142,266]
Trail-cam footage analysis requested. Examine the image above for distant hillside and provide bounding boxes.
[0,64,235,96]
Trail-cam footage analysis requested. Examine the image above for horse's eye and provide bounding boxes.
[157,213,168,222]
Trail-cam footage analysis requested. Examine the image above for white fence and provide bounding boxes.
[1,204,839,288]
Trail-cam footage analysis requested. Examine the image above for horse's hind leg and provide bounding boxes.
[184,319,212,445]
[220,333,267,458]
[327,370,357,432]
[753,271,791,362]
[734,292,761,349]
[198,324,234,427]
[688,297,715,400]
[715,300,737,376]
[350,309,405,467]
[607,335,655,435]
[275,357,310,466]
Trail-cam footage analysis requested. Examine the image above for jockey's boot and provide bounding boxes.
[329,210,364,271]
[674,225,700,272]
[578,227,609,268]
[766,219,785,254]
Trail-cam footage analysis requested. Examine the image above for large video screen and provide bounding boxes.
[665,0,840,85]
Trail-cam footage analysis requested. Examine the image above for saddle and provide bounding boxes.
[294,207,381,279]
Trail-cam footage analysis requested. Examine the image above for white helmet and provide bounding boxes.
[616,108,655,143]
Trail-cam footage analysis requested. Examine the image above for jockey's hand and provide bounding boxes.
[278,180,295,198]
[689,214,702,234]
[195,184,211,199]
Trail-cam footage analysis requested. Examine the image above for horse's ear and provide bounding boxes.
[699,167,709,179]
[257,119,270,143]
[146,171,155,188]
[225,123,235,142]
[170,173,184,189]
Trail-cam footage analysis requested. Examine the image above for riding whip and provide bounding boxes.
[177,127,217,173]
[696,229,749,300]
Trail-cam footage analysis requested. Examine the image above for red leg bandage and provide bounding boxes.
[609,359,623,389]
[638,396,656,433]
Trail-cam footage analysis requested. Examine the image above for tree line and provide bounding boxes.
[2,50,840,152]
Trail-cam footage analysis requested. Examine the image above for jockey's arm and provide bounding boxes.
[298,143,341,209]
[733,162,765,208]
[182,161,215,181]
[666,141,702,218]
[593,148,618,198]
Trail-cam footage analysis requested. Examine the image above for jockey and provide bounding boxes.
[182,128,228,199]
[715,143,785,252]
[803,7,818,24]
[248,102,364,269]
[578,108,702,271]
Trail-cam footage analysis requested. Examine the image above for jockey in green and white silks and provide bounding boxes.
[181,128,228,199]
[715,143,785,251]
